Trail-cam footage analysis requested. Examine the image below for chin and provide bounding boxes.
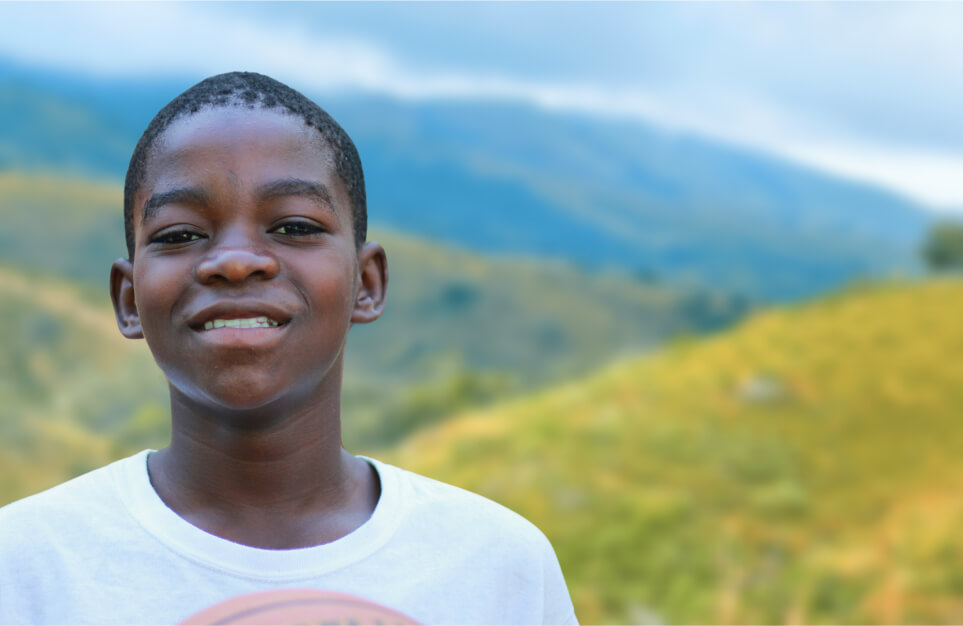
[207,388,285,413]
[169,374,291,417]
[161,357,340,423]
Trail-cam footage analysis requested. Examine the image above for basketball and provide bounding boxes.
[179,588,420,625]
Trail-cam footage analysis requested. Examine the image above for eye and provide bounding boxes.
[271,220,325,236]
[150,229,204,245]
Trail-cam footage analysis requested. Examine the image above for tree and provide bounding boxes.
[921,221,963,272]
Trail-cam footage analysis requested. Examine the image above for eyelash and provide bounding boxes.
[151,230,204,245]
[149,220,324,246]
[271,221,325,236]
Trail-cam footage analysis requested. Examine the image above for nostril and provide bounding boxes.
[195,248,280,283]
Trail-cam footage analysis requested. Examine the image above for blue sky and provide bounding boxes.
[1,2,961,212]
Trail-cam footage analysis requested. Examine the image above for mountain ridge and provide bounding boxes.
[0,58,932,301]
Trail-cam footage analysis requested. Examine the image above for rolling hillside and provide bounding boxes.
[4,236,959,623]
[0,173,126,284]
[387,279,963,624]
[0,267,168,500]
[0,173,747,456]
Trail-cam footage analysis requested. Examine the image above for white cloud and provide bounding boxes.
[1,2,961,213]
[787,143,963,210]
[0,3,391,85]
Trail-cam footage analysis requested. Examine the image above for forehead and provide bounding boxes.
[140,106,338,205]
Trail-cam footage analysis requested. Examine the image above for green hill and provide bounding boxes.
[4,236,959,623]
[0,173,126,284]
[343,229,743,446]
[386,280,963,624]
[0,172,747,449]
[0,267,168,501]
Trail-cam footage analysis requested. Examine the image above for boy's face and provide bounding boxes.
[110,106,385,414]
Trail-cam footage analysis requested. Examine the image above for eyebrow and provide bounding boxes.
[255,179,333,210]
[142,187,209,225]
[141,179,334,224]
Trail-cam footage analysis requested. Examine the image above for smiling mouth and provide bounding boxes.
[201,316,281,330]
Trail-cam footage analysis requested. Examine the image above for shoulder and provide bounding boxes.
[366,457,555,559]
[0,452,145,541]
[0,454,133,610]
[365,458,578,625]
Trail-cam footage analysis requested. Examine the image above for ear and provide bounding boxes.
[110,258,143,339]
[351,241,388,324]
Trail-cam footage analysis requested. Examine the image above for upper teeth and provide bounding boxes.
[203,317,279,330]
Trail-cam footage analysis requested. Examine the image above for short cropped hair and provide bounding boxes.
[123,72,367,258]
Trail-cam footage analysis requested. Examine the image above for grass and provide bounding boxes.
[386,279,963,624]
[1,172,747,449]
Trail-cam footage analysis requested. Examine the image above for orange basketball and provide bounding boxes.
[179,588,420,625]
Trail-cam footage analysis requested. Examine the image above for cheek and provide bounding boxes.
[308,273,357,328]
[298,250,359,314]
[132,259,188,335]
[339,259,361,316]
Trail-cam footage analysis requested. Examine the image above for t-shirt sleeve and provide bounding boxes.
[541,536,578,625]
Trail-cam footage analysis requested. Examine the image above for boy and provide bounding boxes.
[0,72,576,625]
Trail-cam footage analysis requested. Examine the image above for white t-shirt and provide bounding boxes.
[0,451,577,625]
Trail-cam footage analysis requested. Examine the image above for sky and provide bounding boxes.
[1,1,961,212]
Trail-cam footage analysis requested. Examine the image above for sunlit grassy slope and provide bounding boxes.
[0,267,168,502]
[388,280,963,625]
[0,172,746,449]
[0,172,126,284]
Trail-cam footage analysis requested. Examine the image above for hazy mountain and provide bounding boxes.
[0,59,933,300]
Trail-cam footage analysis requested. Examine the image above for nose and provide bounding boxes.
[195,234,280,284]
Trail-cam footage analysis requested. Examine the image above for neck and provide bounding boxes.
[147,377,379,549]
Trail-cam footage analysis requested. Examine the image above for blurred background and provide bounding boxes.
[2,2,963,623]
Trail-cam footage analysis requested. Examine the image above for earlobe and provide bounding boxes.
[109,258,144,339]
[351,242,388,325]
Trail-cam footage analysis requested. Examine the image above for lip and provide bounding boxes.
[185,300,294,331]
